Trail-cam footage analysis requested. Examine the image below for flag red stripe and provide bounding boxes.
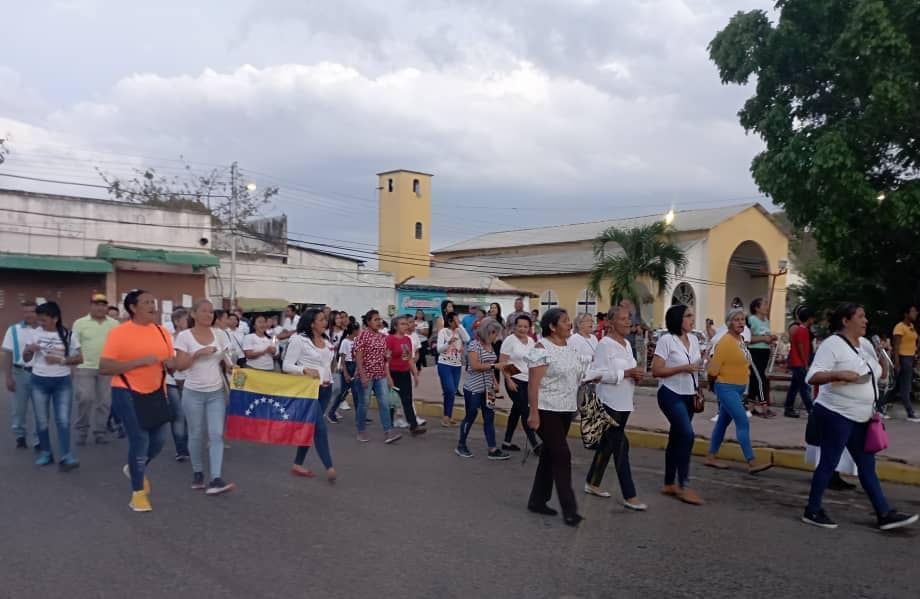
[225,415,316,446]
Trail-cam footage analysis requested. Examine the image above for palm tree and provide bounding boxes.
[588,221,688,307]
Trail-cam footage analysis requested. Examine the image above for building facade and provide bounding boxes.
[433,204,790,329]
[0,189,216,329]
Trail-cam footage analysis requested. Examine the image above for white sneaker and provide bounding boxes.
[340,403,352,411]
[907,417,920,423]
[394,417,410,429]
[416,417,427,427]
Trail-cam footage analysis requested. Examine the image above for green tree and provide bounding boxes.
[709,1,920,328]
[97,159,278,228]
[588,222,688,308]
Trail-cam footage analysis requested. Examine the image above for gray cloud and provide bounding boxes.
[0,0,776,249]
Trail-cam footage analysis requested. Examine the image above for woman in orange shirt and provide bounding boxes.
[100,290,177,513]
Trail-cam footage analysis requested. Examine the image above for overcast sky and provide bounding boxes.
[0,0,775,253]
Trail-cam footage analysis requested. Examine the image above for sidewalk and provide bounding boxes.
[409,365,920,484]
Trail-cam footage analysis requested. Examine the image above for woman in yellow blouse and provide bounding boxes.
[705,309,773,474]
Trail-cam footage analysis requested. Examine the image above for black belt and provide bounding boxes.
[12,365,32,371]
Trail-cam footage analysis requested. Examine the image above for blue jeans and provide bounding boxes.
[294,384,333,469]
[354,376,392,433]
[183,388,227,479]
[167,385,189,456]
[807,404,890,516]
[329,362,357,414]
[709,383,754,461]
[458,389,496,449]
[31,374,75,460]
[437,363,462,418]
[10,366,35,440]
[657,385,695,487]
[784,367,813,413]
[112,387,168,491]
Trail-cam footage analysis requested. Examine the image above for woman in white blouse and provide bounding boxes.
[436,312,470,427]
[499,313,539,452]
[568,313,598,359]
[526,308,595,527]
[283,308,336,483]
[584,306,647,510]
[242,315,277,371]
[650,304,703,506]
[802,303,916,531]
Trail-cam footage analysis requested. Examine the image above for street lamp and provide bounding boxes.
[664,208,675,226]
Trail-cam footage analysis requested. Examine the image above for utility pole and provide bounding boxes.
[230,161,238,308]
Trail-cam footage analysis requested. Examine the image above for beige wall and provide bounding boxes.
[705,206,789,329]
[378,171,432,282]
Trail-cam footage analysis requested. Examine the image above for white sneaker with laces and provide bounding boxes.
[394,417,410,429]
[340,403,352,411]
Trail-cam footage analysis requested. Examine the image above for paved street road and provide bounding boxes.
[2,405,918,599]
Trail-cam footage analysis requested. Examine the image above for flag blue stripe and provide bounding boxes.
[228,389,320,423]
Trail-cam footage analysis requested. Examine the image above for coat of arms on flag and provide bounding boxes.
[226,368,322,446]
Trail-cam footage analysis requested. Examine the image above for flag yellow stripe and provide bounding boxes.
[230,367,321,399]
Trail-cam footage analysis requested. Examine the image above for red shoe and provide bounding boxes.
[290,465,315,478]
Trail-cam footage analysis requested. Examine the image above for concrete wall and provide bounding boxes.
[209,254,395,317]
[0,189,213,257]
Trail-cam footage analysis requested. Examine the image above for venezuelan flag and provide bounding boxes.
[226,368,321,446]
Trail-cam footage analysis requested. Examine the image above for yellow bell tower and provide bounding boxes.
[377,169,432,282]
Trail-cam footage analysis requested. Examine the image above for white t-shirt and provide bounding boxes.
[567,334,598,360]
[224,329,246,362]
[593,336,637,412]
[174,328,230,392]
[654,333,702,396]
[237,320,250,335]
[283,334,335,384]
[499,334,535,382]
[243,333,275,371]
[340,338,355,362]
[2,323,38,367]
[806,335,880,423]
[415,320,430,339]
[31,328,81,378]
[410,332,422,357]
[282,316,300,332]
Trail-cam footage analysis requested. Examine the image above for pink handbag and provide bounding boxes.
[864,413,889,454]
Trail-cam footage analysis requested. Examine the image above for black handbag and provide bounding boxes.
[120,325,174,430]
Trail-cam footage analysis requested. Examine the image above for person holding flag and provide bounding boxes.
[283,308,337,482]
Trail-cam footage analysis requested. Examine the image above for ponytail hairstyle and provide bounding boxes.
[36,301,70,356]
[362,309,380,327]
[345,322,360,337]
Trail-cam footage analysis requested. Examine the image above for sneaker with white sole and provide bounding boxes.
[340,403,352,411]
[623,500,648,511]
[802,509,838,529]
[122,464,151,495]
[384,431,402,444]
[877,511,918,531]
[584,484,611,498]
[487,449,510,461]
[205,478,235,496]
[907,417,920,423]
[394,417,410,429]
[455,446,473,458]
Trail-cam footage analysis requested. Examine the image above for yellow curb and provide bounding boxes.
[404,401,920,486]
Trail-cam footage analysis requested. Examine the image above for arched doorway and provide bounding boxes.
[725,241,769,313]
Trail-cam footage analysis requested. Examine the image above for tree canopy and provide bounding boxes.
[709,0,920,328]
[588,221,688,308]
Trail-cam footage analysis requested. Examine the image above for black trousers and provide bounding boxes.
[748,347,771,405]
[504,379,538,447]
[390,370,420,429]
[528,410,577,517]
[585,408,636,499]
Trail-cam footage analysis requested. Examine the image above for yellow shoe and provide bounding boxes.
[129,491,152,512]
[122,464,152,495]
